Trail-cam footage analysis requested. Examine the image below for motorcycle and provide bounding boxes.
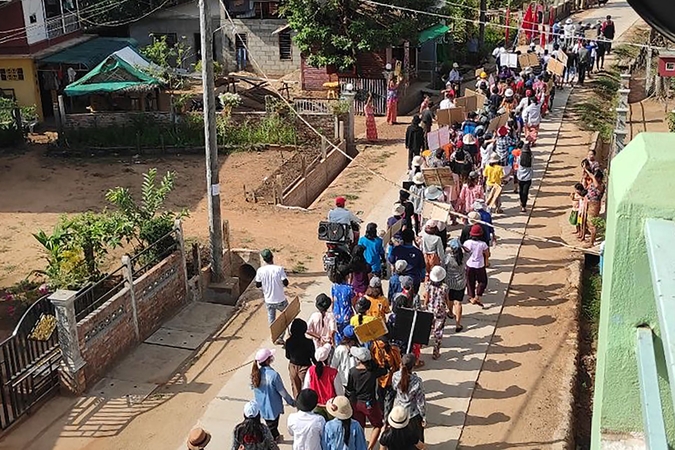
[318,221,360,279]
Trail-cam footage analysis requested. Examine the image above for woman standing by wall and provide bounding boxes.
[365,93,378,142]
[584,168,606,247]
[250,349,295,442]
[386,76,399,125]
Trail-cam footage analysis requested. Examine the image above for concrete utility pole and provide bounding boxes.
[199,0,224,282]
[479,0,487,46]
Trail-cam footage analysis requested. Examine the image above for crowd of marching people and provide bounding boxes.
[182,15,614,450]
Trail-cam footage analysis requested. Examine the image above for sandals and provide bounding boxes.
[455,325,464,333]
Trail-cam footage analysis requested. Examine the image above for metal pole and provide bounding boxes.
[199,0,224,282]
[479,0,487,47]
[406,310,418,354]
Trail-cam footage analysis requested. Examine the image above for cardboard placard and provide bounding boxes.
[436,108,450,127]
[547,58,565,77]
[383,218,403,244]
[270,296,300,342]
[427,129,441,151]
[438,126,450,147]
[448,107,466,125]
[518,53,540,68]
[422,167,453,188]
[556,51,568,66]
[584,29,597,40]
[487,113,509,132]
[465,89,487,110]
[422,199,450,224]
[354,317,388,343]
[390,308,434,347]
[486,184,503,209]
[455,95,478,113]
[500,53,519,68]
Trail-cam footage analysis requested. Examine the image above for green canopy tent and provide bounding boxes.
[64,49,162,96]
[417,24,450,86]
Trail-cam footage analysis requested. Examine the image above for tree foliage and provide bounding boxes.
[281,0,436,70]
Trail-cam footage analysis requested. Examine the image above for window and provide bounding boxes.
[253,1,279,19]
[278,30,292,61]
[666,62,675,72]
[151,32,177,48]
[0,68,24,81]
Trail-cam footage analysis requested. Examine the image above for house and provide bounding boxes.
[0,0,85,119]
[128,0,223,69]
[218,0,300,77]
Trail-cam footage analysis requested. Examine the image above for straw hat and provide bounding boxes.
[412,155,424,167]
[394,259,408,273]
[463,134,477,145]
[473,200,486,211]
[326,396,353,420]
[187,428,211,450]
[424,185,443,201]
[467,211,481,224]
[489,154,501,164]
[350,346,372,362]
[393,204,405,216]
[429,266,447,283]
[388,406,410,429]
[413,172,425,185]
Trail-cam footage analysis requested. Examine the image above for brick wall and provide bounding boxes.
[134,252,187,340]
[220,18,300,77]
[77,288,136,385]
[282,141,350,207]
[302,59,331,91]
[65,111,174,129]
[75,251,187,387]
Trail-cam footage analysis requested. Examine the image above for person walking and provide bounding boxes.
[445,238,466,332]
[391,354,426,444]
[419,220,444,281]
[379,406,426,450]
[322,396,368,450]
[304,345,345,419]
[517,143,534,212]
[423,266,449,360]
[332,269,356,344]
[307,294,337,349]
[601,15,615,54]
[405,116,424,170]
[371,336,402,418]
[346,347,388,450]
[457,171,485,215]
[365,277,390,320]
[388,229,426,295]
[349,245,372,297]
[255,249,289,345]
[331,325,358,385]
[232,400,280,450]
[463,225,489,308]
[350,297,377,328]
[287,389,326,450]
[483,154,505,213]
[365,93,378,142]
[578,41,590,85]
[186,427,211,450]
[387,260,407,303]
[386,77,399,125]
[523,97,542,146]
[358,223,386,278]
[285,318,316,399]
[251,348,295,442]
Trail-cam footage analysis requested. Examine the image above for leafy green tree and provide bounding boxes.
[140,35,193,113]
[281,0,436,70]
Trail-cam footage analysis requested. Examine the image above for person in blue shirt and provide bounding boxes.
[473,200,495,245]
[332,269,355,345]
[387,259,407,303]
[387,229,426,294]
[251,348,295,442]
[358,223,386,278]
[322,396,368,450]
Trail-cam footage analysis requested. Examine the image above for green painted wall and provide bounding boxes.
[591,133,675,448]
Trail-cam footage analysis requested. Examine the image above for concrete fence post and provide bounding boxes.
[121,255,140,341]
[49,289,87,395]
[174,219,190,302]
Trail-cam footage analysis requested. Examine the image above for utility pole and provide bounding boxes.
[199,0,224,282]
[479,0,487,47]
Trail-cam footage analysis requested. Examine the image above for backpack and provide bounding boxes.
[520,150,532,168]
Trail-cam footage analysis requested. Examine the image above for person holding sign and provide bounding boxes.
[256,249,289,345]
[423,266,450,360]
[386,76,399,125]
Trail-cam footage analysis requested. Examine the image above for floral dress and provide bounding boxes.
[365,102,378,141]
[332,283,355,344]
[424,282,448,357]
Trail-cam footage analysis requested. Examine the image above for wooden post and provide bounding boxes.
[275,174,284,205]
[222,220,232,276]
[321,137,327,160]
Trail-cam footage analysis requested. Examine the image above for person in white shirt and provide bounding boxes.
[523,97,542,146]
[287,389,325,450]
[480,132,495,171]
[327,196,362,243]
[439,91,454,110]
[255,249,289,342]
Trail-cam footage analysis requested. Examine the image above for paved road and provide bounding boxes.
[180,2,641,449]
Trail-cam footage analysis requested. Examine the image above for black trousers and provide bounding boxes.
[265,417,280,439]
[519,179,532,208]
[578,63,587,85]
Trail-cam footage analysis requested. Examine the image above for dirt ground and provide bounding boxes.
[458,87,593,449]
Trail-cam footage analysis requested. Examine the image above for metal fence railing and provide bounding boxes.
[73,265,126,322]
[293,98,334,115]
[636,218,675,448]
[129,230,179,279]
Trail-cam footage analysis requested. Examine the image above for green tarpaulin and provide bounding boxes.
[64,52,161,96]
[40,37,136,69]
[419,24,450,44]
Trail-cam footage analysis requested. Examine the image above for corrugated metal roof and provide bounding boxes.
[39,37,137,69]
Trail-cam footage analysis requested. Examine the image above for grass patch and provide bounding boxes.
[291,261,308,273]
[573,100,615,142]
[581,268,603,340]
[345,194,360,201]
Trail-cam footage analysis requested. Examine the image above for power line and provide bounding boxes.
[218,0,600,255]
